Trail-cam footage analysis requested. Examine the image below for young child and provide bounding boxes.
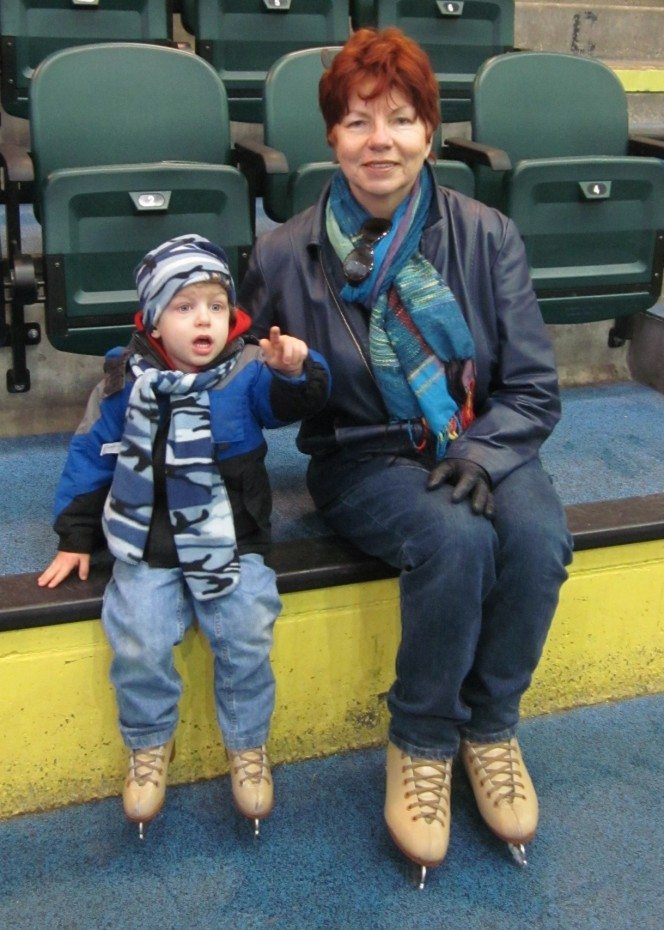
[38,234,330,838]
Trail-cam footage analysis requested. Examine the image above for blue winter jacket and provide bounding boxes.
[53,335,330,561]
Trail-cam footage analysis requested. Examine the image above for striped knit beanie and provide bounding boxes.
[135,234,236,331]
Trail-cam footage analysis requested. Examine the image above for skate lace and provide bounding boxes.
[403,758,452,825]
[469,740,526,805]
[129,745,169,788]
[232,747,271,787]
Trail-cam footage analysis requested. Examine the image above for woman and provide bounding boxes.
[239,28,572,882]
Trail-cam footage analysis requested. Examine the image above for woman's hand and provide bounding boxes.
[427,457,495,520]
[260,326,309,378]
[38,552,90,588]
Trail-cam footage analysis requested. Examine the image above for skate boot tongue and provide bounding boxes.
[471,740,527,804]
[130,745,170,787]
[407,759,452,824]
[233,747,270,785]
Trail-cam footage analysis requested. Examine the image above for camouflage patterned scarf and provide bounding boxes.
[102,355,240,601]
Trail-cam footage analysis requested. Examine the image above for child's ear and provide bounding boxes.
[151,324,161,339]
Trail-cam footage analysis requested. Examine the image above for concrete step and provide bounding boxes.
[608,61,664,134]
[516,3,664,133]
[516,1,664,63]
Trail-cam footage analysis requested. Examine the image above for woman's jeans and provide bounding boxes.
[101,553,281,752]
[309,453,573,760]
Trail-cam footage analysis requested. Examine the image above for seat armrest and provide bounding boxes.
[234,138,289,204]
[442,137,512,171]
[0,144,35,262]
[235,139,289,176]
[0,142,34,186]
[628,134,664,158]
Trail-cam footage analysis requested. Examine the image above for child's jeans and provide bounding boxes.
[101,553,281,752]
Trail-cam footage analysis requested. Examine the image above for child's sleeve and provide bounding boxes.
[259,349,331,426]
[53,379,128,553]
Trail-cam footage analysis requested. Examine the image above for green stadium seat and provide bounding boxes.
[235,47,475,227]
[0,43,252,390]
[358,0,516,123]
[184,0,350,123]
[0,0,173,120]
[443,52,664,334]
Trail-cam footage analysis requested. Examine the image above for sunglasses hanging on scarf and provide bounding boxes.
[342,218,392,284]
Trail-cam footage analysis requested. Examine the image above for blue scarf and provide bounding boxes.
[326,166,477,459]
[102,356,240,601]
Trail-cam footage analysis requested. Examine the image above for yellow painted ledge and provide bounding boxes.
[611,68,664,93]
[1,538,663,818]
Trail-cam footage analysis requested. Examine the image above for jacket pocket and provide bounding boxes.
[211,403,245,453]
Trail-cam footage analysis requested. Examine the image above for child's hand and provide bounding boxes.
[38,552,90,589]
[259,326,308,377]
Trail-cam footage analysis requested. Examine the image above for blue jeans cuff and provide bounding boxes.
[388,731,458,762]
[459,724,517,744]
[223,729,270,753]
[123,727,176,750]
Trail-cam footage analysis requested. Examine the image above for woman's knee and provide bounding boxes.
[494,461,572,565]
[401,490,497,571]
[495,498,572,585]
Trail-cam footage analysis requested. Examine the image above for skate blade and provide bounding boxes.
[508,842,528,867]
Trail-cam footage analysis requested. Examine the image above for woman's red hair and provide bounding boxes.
[319,28,441,142]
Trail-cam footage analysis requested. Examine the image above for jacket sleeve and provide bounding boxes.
[53,378,129,553]
[268,351,331,422]
[449,216,561,486]
[249,349,331,429]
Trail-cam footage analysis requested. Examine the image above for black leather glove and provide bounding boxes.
[427,457,495,520]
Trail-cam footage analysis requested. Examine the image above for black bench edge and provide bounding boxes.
[1,494,662,634]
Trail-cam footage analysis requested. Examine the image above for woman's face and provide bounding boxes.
[329,82,433,219]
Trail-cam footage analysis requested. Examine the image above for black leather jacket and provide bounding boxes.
[239,182,560,488]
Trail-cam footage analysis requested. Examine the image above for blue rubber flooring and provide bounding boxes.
[1,696,662,930]
[1,380,663,576]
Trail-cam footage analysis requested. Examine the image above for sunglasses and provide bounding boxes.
[342,218,392,284]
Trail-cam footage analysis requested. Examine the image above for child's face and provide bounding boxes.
[152,281,231,372]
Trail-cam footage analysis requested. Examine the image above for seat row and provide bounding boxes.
[1,0,515,124]
[1,42,662,395]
